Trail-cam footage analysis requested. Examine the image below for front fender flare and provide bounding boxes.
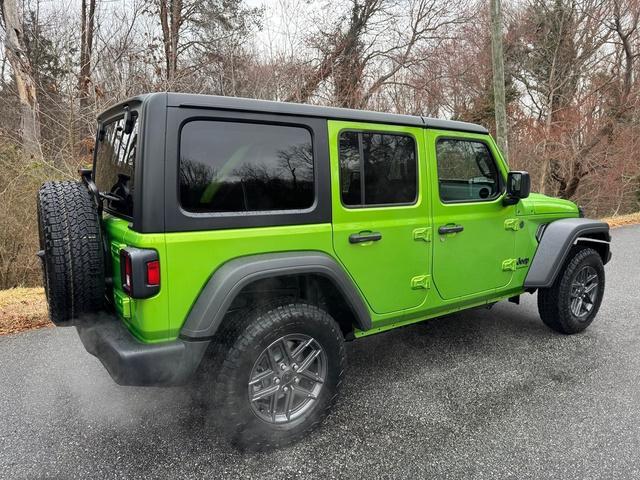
[179,251,372,339]
[524,218,611,288]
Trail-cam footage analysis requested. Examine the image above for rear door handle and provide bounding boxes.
[438,224,464,235]
[349,232,382,244]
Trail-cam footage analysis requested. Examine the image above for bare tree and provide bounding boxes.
[78,0,97,111]
[553,0,640,198]
[510,0,611,194]
[0,0,639,289]
[153,0,261,86]
[0,0,41,158]
[289,0,469,109]
[158,0,182,82]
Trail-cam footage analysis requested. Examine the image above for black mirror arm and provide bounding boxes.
[503,194,520,206]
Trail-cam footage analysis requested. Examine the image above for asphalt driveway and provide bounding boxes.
[1,225,639,479]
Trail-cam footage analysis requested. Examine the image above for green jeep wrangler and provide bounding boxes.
[37,93,611,449]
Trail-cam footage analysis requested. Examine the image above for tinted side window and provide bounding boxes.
[339,131,417,207]
[180,121,314,213]
[339,131,361,206]
[436,139,501,203]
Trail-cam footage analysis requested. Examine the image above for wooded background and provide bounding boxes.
[0,0,638,289]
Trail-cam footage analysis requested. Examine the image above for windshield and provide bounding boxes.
[94,114,138,217]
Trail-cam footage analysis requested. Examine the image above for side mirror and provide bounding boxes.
[504,171,530,205]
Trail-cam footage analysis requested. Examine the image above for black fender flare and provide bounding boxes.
[524,218,611,288]
[179,251,372,339]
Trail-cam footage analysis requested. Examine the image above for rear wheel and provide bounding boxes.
[207,300,346,450]
[537,247,605,334]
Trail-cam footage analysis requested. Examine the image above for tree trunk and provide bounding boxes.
[539,108,554,194]
[159,0,181,83]
[170,0,181,79]
[288,0,379,105]
[78,0,96,111]
[1,0,41,158]
[490,0,508,161]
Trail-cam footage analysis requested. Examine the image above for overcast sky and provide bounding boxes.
[23,0,326,58]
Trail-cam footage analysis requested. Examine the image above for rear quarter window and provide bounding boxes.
[179,121,315,213]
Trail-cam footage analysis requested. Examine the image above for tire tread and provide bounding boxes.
[37,181,105,324]
[538,246,604,334]
[207,299,346,450]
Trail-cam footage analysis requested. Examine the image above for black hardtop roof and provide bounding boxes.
[101,92,489,134]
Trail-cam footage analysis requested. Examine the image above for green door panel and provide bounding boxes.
[328,120,432,314]
[427,130,516,300]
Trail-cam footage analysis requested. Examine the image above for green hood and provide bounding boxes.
[520,193,579,216]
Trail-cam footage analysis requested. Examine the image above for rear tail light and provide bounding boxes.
[146,260,160,286]
[119,248,160,298]
[122,250,133,294]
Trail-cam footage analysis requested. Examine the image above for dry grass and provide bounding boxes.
[0,287,50,336]
[601,211,640,228]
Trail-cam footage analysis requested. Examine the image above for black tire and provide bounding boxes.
[37,181,105,325]
[537,247,605,334]
[207,300,346,450]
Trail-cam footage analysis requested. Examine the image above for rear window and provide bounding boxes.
[94,115,138,217]
[179,121,314,213]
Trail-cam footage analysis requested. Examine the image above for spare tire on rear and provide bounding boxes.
[37,181,105,326]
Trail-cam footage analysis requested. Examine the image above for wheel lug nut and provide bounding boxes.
[294,377,300,384]
[283,386,289,392]
[292,364,298,370]
[280,363,287,370]
[274,378,280,384]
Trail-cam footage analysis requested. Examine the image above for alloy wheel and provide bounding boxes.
[248,334,327,424]
[570,265,599,319]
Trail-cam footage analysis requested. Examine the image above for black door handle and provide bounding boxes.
[349,232,382,244]
[438,224,464,235]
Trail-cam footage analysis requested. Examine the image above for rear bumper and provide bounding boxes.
[76,315,209,386]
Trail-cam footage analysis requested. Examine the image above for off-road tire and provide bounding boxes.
[207,299,346,451]
[538,247,605,334]
[37,181,105,325]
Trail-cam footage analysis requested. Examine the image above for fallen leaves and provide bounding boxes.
[601,211,640,228]
[0,287,50,336]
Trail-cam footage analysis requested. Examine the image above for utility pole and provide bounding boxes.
[490,0,508,161]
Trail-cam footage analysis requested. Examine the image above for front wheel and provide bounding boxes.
[207,301,346,450]
[537,247,605,334]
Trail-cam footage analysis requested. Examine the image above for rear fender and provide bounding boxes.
[179,251,371,339]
